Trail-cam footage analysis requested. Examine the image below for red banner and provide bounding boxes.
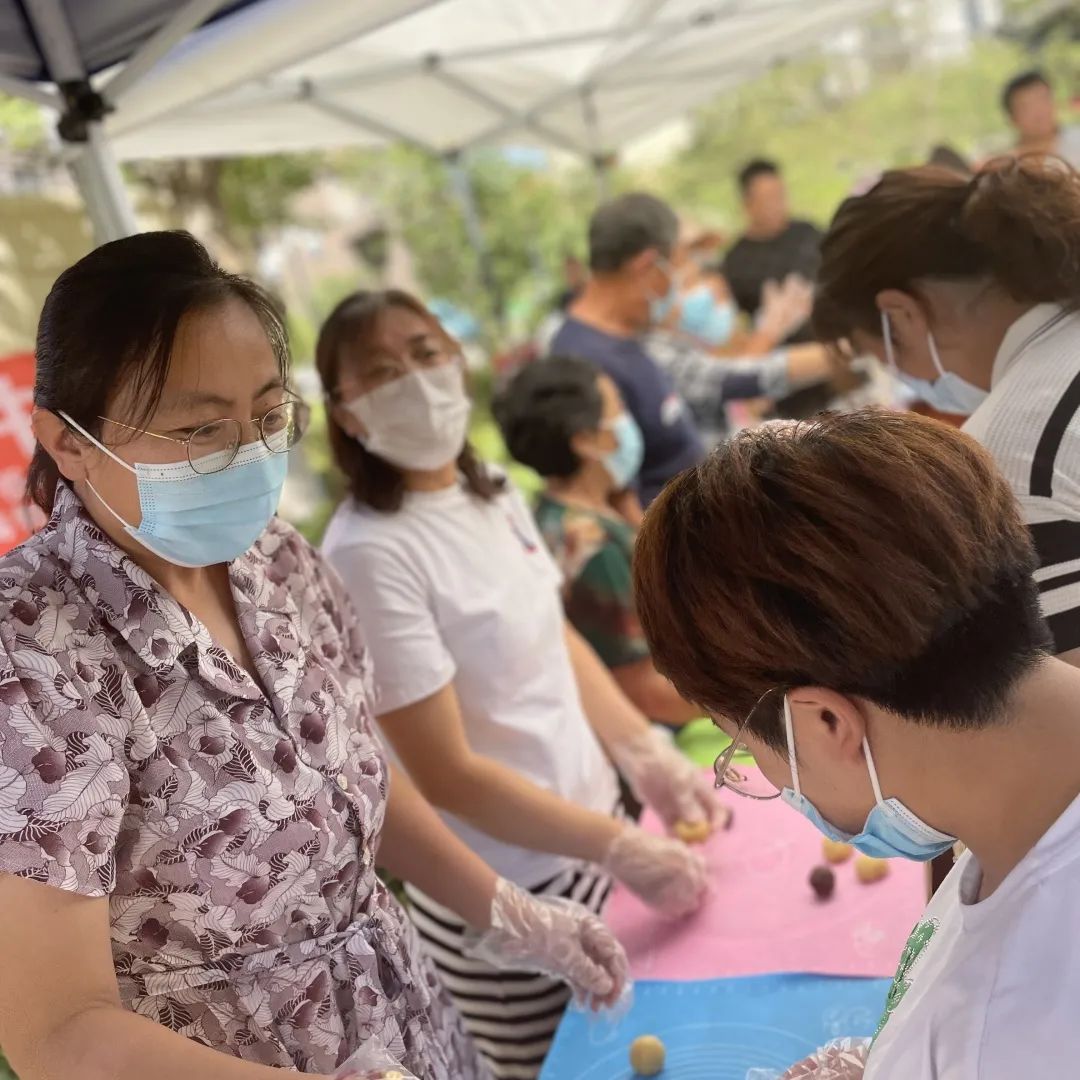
[0,352,43,554]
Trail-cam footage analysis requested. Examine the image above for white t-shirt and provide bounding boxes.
[866,791,1080,1079]
[964,304,1080,654]
[321,478,620,887]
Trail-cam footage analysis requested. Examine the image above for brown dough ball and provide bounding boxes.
[822,838,854,864]
[809,864,836,900]
[674,819,712,844]
[630,1034,666,1076]
[855,855,890,884]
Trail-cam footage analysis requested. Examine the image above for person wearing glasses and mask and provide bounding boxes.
[814,157,1080,664]
[0,233,632,1080]
[633,410,1080,1079]
[317,289,716,1080]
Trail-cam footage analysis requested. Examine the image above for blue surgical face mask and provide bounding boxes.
[881,310,989,416]
[60,412,288,568]
[678,284,736,346]
[648,259,679,326]
[777,695,956,862]
[599,412,645,490]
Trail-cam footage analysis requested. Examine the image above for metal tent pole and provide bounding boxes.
[443,150,500,320]
[25,0,139,243]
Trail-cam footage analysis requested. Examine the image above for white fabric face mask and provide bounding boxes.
[342,363,471,471]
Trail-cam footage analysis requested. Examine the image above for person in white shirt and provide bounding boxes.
[813,155,1080,664]
[314,289,717,1080]
[632,409,1080,1080]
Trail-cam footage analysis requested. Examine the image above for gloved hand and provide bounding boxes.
[465,878,630,1007]
[603,823,708,918]
[333,1036,418,1079]
[756,273,813,345]
[609,726,728,831]
[779,1038,871,1079]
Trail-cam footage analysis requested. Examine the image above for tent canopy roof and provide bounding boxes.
[0,0,254,81]
[66,0,888,163]
[0,0,892,168]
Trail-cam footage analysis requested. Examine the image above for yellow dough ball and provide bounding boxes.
[630,1034,666,1076]
[855,855,890,884]
[822,838,854,865]
[674,819,712,844]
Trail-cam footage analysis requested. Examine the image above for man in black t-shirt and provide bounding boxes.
[722,159,821,346]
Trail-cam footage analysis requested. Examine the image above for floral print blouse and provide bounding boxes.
[0,483,488,1077]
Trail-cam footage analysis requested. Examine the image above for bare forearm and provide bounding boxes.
[378,763,498,928]
[784,343,832,385]
[565,622,650,750]
[612,660,701,728]
[39,1005,293,1080]
[417,753,620,865]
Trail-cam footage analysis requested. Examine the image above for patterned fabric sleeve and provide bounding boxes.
[563,541,651,671]
[0,629,131,898]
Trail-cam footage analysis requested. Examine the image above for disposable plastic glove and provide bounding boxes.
[465,877,630,1007]
[779,1038,871,1078]
[609,727,728,830]
[333,1037,418,1079]
[603,823,708,918]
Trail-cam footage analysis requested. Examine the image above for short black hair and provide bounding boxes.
[738,158,780,195]
[587,192,678,273]
[494,356,604,479]
[1002,69,1051,114]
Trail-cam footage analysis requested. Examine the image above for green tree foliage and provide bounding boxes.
[334,144,597,330]
[0,95,44,150]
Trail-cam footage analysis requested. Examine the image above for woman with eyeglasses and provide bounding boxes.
[633,410,1080,1079]
[0,233,631,1080]
[317,289,717,1080]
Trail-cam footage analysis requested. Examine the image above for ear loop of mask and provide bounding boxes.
[783,693,885,804]
[58,411,139,531]
[880,310,946,379]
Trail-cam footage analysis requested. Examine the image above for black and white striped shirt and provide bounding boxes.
[964,304,1080,654]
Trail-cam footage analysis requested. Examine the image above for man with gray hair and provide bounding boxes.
[549,192,705,506]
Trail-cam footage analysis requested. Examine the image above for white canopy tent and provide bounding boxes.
[0,0,892,244]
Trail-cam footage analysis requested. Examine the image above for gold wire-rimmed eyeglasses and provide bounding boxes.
[713,687,786,800]
[99,396,309,475]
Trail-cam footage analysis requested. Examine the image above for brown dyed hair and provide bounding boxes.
[813,156,1080,346]
[315,289,502,513]
[633,410,1049,750]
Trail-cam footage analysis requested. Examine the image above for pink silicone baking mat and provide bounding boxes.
[605,767,927,980]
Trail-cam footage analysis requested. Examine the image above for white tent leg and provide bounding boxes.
[69,124,140,243]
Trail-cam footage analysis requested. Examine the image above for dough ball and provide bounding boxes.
[809,864,836,900]
[630,1034,666,1076]
[855,855,890,884]
[822,838,854,865]
[674,819,712,844]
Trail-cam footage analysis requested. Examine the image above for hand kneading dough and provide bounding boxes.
[630,1034,666,1076]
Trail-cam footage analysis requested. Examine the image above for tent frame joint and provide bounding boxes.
[57,78,113,144]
